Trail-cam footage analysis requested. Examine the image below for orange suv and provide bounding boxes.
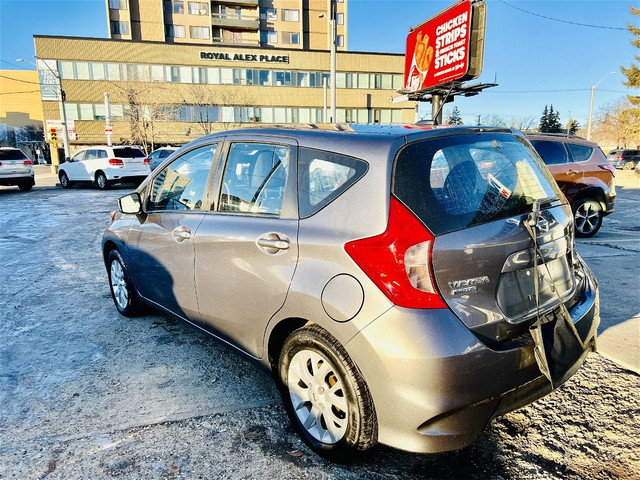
[528,134,615,237]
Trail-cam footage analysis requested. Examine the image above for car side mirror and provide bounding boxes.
[118,192,143,214]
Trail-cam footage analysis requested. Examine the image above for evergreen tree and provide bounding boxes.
[620,6,640,141]
[547,105,562,133]
[567,120,580,135]
[539,105,550,132]
[447,106,464,125]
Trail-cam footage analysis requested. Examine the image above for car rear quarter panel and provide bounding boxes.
[264,135,404,357]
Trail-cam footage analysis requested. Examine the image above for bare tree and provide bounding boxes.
[510,116,536,131]
[482,114,509,128]
[112,79,179,154]
[181,84,255,136]
[590,98,640,148]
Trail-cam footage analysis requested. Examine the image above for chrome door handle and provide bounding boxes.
[257,237,290,250]
[172,226,192,242]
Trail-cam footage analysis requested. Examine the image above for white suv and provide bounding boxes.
[0,147,34,191]
[58,146,150,190]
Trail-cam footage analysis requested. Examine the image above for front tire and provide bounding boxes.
[96,171,109,190]
[59,171,72,188]
[573,197,603,238]
[107,249,143,317]
[277,325,377,460]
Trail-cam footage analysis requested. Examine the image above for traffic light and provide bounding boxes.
[49,127,58,143]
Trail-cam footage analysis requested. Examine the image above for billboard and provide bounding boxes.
[404,1,482,93]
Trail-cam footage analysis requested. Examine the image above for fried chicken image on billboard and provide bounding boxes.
[414,31,434,72]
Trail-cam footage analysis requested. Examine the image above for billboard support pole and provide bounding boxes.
[431,95,444,125]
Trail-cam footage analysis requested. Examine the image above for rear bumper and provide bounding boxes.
[0,173,34,186]
[346,265,599,453]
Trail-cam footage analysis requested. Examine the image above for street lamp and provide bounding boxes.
[319,0,337,123]
[17,57,71,162]
[587,71,616,141]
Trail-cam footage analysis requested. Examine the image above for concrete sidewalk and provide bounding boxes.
[33,165,60,188]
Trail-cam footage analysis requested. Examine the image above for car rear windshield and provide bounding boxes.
[113,147,145,158]
[0,149,28,161]
[393,132,563,235]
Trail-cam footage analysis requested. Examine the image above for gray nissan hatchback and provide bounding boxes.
[102,125,599,459]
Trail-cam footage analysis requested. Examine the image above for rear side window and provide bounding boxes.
[0,149,27,160]
[113,147,145,158]
[566,143,593,162]
[219,143,290,216]
[297,147,368,218]
[393,133,562,235]
[531,140,569,165]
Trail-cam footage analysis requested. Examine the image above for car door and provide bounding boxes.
[64,149,88,180]
[531,140,584,200]
[127,143,219,320]
[193,138,299,358]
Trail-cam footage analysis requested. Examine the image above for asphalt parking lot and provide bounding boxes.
[0,167,638,479]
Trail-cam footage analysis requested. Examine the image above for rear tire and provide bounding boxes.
[573,197,603,238]
[107,249,143,317]
[18,182,33,191]
[96,171,109,190]
[59,171,72,188]
[623,161,635,170]
[277,324,377,461]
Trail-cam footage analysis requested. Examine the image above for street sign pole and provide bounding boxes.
[104,92,113,146]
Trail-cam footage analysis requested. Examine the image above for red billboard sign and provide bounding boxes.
[404,0,473,93]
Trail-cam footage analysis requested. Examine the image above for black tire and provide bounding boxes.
[277,324,377,460]
[573,197,603,238]
[107,249,143,317]
[96,171,110,190]
[623,161,635,170]
[59,171,72,188]
[18,182,33,191]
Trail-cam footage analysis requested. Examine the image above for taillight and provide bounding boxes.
[108,158,124,166]
[24,160,33,165]
[143,158,150,165]
[615,155,623,160]
[0,162,3,166]
[344,197,447,309]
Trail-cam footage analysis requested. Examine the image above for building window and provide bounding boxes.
[282,32,299,45]
[260,8,276,20]
[337,35,344,47]
[260,30,277,43]
[75,62,90,80]
[190,26,210,39]
[188,2,208,15]
[282,9,299,22]
[109,0,126,10]
[110,20,130,35]
[170,1,184,14]
[109,0,127,10]
[166,24,185,38]
[90,63,105,80]
[336,13,344,25]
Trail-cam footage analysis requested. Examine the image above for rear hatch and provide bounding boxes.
[393,131,583,346]
[113,147,148,172]
[0,149,32,175]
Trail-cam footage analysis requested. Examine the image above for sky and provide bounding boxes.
[0,0,637,127]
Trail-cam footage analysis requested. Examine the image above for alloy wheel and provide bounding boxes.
[110,259,129,310]
[575,200,601,236]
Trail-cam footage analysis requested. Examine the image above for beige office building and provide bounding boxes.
[34,0,414,149]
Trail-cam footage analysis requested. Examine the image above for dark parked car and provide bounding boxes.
[103,126,599,459]
[607,148,640,170]
[528,134,616,237]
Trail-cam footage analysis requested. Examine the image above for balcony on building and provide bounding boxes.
[211,0,259,7]
[211,12,259,30]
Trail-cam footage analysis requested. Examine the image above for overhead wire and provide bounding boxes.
[498,0,628,31]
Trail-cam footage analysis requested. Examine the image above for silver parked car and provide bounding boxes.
[0,147,34,191]
[102,126,600,459]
